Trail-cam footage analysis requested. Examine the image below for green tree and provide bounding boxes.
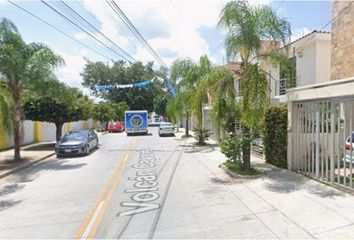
[218,0,291,169]
[111,101,130,121]
[153,94,171,116]
[81,61,166,112]
[0,18,63,161]
[23,96,90,141]
[169,56,212,137]
[92,102,114,127]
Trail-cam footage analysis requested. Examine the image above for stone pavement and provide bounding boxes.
[0,142,55,179]
[153,134,354,239]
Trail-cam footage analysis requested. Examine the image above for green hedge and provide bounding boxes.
[263,105,287,168]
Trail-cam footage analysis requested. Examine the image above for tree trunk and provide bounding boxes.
[185,113,189,136]
[242,128,251,170]
[242,144,251,170]
[13,120,21,161]
[55,123,64,142]
[13,85,23,162]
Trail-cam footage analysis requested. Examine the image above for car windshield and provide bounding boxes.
[61,132,86,142]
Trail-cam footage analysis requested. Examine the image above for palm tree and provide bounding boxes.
[195,66,240,134]
[169,56,212,137]
[218,0,291,169]
[0,18,63,161]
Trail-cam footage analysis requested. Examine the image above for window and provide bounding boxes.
[278,56,297,95]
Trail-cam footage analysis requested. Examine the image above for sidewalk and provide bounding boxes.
[0,142,55,179]
[154,131,354,239]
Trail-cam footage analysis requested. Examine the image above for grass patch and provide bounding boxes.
[224,161,261,176]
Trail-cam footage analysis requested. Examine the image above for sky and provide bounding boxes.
[0,0,332,97]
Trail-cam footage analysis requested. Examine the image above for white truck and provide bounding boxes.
[125,110,148,136]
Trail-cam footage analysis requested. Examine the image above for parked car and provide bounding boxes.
[158,122,175,136]
[343,132,354,166]
[55,129,99,158]
[107,121,125,133]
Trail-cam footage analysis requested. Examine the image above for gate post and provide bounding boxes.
[315,105,320,178]
[330,103,335,183]
[287,101,293,170]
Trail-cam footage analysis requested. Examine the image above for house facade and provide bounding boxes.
[259,30,331,103]
[287,1,354,190]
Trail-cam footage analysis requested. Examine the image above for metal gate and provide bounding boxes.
[291,99,354,190]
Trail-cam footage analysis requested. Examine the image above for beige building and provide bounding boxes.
[259,30,331,103]
[331,1,354,80]
[287,1,354,190]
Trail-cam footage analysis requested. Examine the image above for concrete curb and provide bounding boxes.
[0,152,55,179]
[219,163,261,179]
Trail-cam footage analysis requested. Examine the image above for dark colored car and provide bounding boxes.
[107,121,125,133]
[55,129,99,158]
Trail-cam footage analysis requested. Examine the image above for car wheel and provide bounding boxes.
[85,145,90,155]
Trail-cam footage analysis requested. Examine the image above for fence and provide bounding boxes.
[288,77,354,191]
[0,119,96,150]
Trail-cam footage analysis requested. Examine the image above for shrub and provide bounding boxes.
[263,105,287,168]
[193,127,211,145]
[220,134,253,167]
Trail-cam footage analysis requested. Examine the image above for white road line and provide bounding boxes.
[81,200,105,240]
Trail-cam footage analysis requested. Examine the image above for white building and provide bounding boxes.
[260,30,331,103]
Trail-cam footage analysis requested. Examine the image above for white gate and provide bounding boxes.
[291,99,354,190]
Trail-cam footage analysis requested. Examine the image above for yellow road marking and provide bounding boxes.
[76,139,138,239]
[87,149,133,239]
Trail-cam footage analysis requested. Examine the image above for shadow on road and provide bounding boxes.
[0,183,25,197]
[23,143,55,151]
[7,159,87,185]
[181,143,218,153]
[0,199,23,211]
[126,133,153,137]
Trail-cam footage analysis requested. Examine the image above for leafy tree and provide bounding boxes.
[111,101,130,121]
[218,0,291,169]
[23,97,90,141]
[0,18,63,161]
[81,61,166,112]
[153,94,171,116]
[92,102,114,128]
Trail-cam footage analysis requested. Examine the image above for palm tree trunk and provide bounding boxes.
[242,128,251,170]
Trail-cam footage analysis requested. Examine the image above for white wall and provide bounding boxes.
[316,39,331,84]
[296,41,317,87]
[0,119,96,150]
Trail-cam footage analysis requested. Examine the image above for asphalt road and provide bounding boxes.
[0,127,185,239]
[2,127,354,239]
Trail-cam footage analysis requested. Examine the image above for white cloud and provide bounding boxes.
[82,0,230,66]
[55,52,86,89]
[53,0,273,97]
[0,0,7,5]
[291,27,312,42]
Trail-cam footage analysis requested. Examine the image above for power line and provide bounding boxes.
[41,0,133,63]
[7,0,114,61]
[107,0,168,68]
[99,0,137,53]
[106,0,166,65]
[59,0,136,62]
[294,1,353,52]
